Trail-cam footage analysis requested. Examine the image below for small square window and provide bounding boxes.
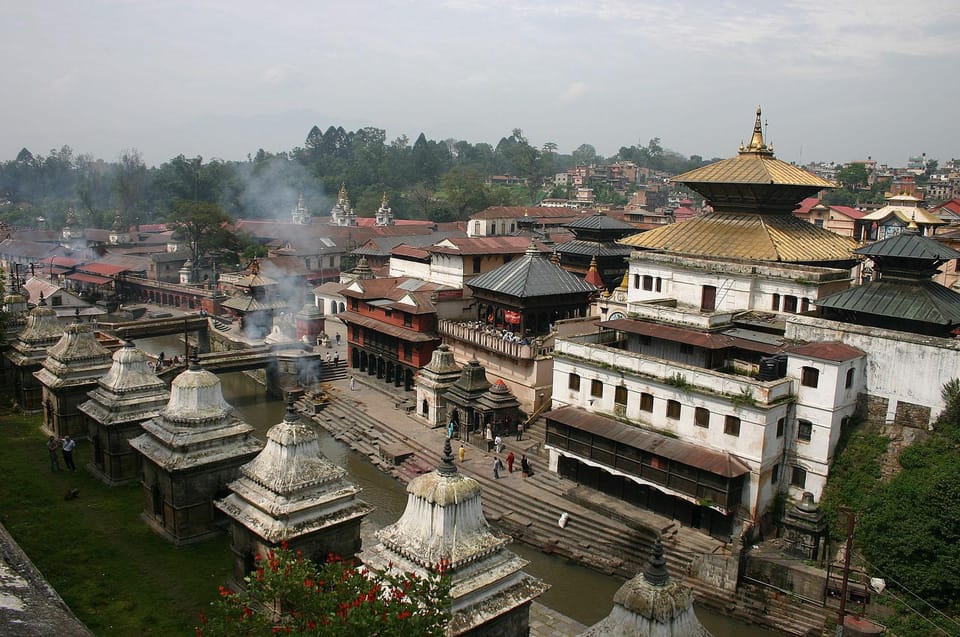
[650,456,668,471]
[724,415,741,437]
[771,293,780,311]
[640,393,653,412]
[666,400,681,420]
[797,420,813,442]
[845,368,855,389]
[591,379,603,398]
[791,466,807,488]
[694,407,710,428]
[801,366,819,388]
[568,373,580,391]
[643,275,653,291]
[776,418,785,438]
[772,464,780,483]
[633,274,640,289]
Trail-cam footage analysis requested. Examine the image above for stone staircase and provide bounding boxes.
[306,392,730,595]
[320,361,348,382]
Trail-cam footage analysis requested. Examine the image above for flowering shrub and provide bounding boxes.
[197,545,450,636]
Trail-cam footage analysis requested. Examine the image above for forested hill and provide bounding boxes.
[0,128,708,230]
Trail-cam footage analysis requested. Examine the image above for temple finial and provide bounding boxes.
[284,393,299,422]
[643,537,670,586]
[740,105,773,156]
[436,437,458,476]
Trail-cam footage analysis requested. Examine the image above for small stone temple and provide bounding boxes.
[438,359,522,442]
[581,538,712,637]
[362,438,548,637]
[443,359,491,441]
[34,314,113,438]
[6,295,64,411]
[129,358,263,545]
[216,399,372,583]
[415,344,462,428]
[79,340,170,485]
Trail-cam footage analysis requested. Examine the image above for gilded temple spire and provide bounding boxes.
[740,105,774,157]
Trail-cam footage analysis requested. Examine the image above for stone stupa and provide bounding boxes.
[6,294,65,411]
[581,537,712,637]
[34,311,113,438]
[79,340,170,485]
[216,397,372,583]
[362,438,548,636]
[130,356,263,545]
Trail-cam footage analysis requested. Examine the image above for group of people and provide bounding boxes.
[149,352,185,372]
[456,321,532,346]
[493,450,532,479]
[46,434,77,472]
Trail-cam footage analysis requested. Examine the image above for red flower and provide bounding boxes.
[397,610,411,620]
[303,578,314,589]
[199,611,207,625]
[218,585,233,597]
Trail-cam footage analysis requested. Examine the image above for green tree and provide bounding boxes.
[856,380,960,608]
[571,143,599,167]
[167,201,232,280]
[440,166,488,218]
[198,546,450,637]
[836,163,869,188]
[113,149,148,224]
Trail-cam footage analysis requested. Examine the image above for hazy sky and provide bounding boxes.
[3,0,958,168]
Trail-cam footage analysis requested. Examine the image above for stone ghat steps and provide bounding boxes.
[732,585,831,637]
[313,399,649,577]
[312,397,706,585]
[320,361,348,382]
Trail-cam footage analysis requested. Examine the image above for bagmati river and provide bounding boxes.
[138,335,781,635]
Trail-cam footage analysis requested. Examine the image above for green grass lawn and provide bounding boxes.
[0,404,232,636]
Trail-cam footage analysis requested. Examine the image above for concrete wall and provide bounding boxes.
[787,314,960,427]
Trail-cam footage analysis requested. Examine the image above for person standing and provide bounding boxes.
[520,454,531,478]
[485,425,493,452]
[350,376,357,391]
[458,444,466,463]
[494,435,503,453]
[61,435,77,471]
[493,456,504,479]
[506,450,515,473]
[516,421,524,441]
[47,436,60,472]
[447,421,455,439]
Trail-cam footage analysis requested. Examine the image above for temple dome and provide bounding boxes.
[161,361,232,423]
[98,340,166,394]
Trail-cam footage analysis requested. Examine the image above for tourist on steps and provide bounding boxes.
[493,456,504,479]
[506,450,515,473]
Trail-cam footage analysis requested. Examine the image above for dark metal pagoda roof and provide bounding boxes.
[554,239,633,258]
[467,241,598,299]
[855,232,960,261]
[564,211,636,232]
[817,279,960,326]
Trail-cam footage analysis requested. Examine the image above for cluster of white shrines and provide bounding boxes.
[2,284,710,635]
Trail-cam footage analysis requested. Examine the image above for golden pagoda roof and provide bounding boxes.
[860,205,945,226]
[673,107,834,190]
[619,211,858,263]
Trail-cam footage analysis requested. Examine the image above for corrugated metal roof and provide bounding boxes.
[546,406,751,478]
[554,239,633,258]
[618,212,858,263]
[467,247,597,298]
[674,154,835,188]
[339,311,438,342]
[600,318,785,354]
[565,211,636,231]
[787,342,865,362]
[860,205,945,225]
[855,232,960,260]
[817,280,960,325]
